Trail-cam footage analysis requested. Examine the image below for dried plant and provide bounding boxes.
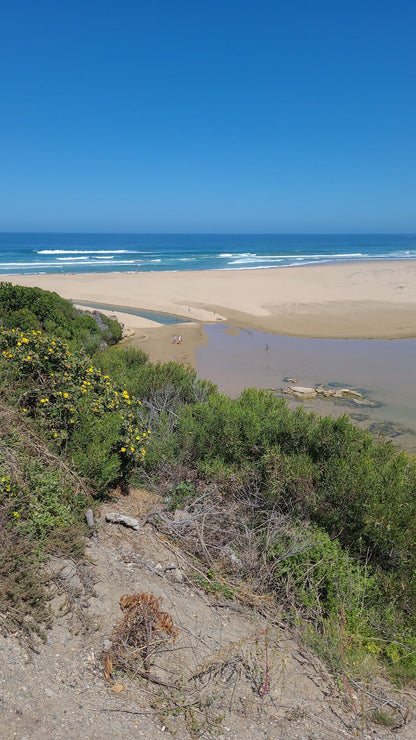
[103,592,179,685]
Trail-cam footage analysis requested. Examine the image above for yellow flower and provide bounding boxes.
[120,447,126,452]
[63,392,69,398]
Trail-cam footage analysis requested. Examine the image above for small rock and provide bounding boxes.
[284,386,317,399]
[85,509,95,528]
[222,545,242,567]
[103,640,112,651]
[105,513,140,531]
[172,568,184,583]
[44,687,56,698]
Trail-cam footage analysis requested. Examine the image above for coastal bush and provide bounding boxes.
[94,347,216,406]
[177,387,416,581]
[0,327,149,493]
[267,522,378,623]
[93,347,217,478]
[0,282,122,352]
[0,405,91,635]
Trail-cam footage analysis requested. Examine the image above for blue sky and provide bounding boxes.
[1,0,415,232]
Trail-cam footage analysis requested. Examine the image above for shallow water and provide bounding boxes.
[75,300,188,325]
[196,325,416,452]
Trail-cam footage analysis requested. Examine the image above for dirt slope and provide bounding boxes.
[0,489,414,739]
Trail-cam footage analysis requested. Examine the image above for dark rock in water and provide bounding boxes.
[332,397,380,409]
[283,376,298,383]
[350,413,370,422]
[369,421,416,439]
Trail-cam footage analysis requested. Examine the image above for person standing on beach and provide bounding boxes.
[173,335,177,343]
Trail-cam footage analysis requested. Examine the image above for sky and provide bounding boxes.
[1,0,415,233]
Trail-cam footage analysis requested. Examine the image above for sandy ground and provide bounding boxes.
[6,261,416,365]
[73,304,208,367]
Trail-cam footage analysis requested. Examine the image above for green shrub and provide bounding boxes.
[0,282,122,352]
[0,327,149,493]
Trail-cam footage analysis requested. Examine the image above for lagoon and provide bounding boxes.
[196,325,416,452]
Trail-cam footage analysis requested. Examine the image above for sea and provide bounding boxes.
[0,233,416,275]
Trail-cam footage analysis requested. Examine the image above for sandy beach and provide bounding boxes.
[6,261,416,365]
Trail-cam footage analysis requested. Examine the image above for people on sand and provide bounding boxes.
[173,335,177,343]
[178,335,182,344]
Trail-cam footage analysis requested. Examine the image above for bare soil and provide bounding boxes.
[1,488,414,739]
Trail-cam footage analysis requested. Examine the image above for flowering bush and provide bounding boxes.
[0,328,149,492]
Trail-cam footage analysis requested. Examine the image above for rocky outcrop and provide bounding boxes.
[282,384,375,406]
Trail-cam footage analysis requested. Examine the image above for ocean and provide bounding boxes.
[0,233,416,275]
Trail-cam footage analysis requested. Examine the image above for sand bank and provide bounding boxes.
[72,303,208,366]
[6,261,416,363]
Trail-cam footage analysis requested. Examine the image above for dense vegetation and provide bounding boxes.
[1,283,415,690]
[0,282,121,350]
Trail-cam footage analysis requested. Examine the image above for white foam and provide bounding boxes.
[57,256,89,261]
[37,249,135,254]
[228,255,284,265]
